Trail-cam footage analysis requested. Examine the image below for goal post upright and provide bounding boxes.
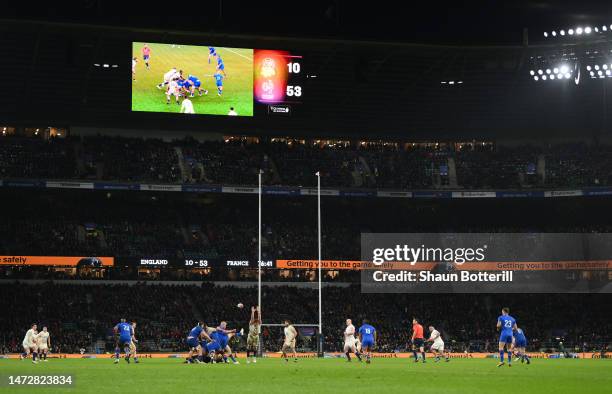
[257,169,263,357]
[317,171,323,357]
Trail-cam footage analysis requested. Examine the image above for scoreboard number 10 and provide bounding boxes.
[287,62,301,73]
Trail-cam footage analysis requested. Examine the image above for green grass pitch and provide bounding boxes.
[1,357,610,393]
[131,42,253,116]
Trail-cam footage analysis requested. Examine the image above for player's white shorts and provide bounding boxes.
[166,88,180,97]
[343,337,356,352]
[38,344,48,352]
[23,342,36,350]
[431,341,444,352]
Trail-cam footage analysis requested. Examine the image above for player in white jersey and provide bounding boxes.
[157,68,180,89]
[281,320,298,363]
[132,57,138,81]
[180,97,195,114]
[426,326,449,362]
[129,322,140,363]
[36,326,51,361]
[343,319,362,362]
[21,323,39,363]
[166,80,181,105]
[246,306,261,364]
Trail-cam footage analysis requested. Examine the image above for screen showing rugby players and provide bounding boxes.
[131,42,254,116]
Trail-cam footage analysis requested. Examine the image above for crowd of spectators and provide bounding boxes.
[0,283,608,354]
[2,134,612,189]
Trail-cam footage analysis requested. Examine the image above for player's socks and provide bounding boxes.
[217,88,222,95]
[413,350,418,361]
[435,356,440,362]
[499,350,504,362]
[43,353,47,360]
[229,354,237,363]
[346,351,351,361]
[507,351,512,364]
[32,352,37,362]
[421,352,426,363]
[134,357,139,363]
[355,351,362,361]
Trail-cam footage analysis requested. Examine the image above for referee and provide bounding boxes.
[411,317,426,363]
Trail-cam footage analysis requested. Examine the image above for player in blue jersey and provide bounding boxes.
[185,322,212,364]
[216,55,227,77]
[186,75,208,97]
[358,319,376,364]
[113,318,134,364]
[214,72,224,96]
[208,47,217,64]
[496,307,517,367]
[512,326,531,364]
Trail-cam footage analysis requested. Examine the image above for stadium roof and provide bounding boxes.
[4,1,612,45]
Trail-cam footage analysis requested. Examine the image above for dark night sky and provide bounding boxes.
[5,1,612,45]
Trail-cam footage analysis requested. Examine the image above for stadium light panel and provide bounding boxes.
[542,75,547,80]
[538,69,544,75]
[569,29,574,35]
[576,27,583,35]
[546,69,551,74]
[585,27,592,34]
[590,71,595,77]
[587,65,592,71]
[552,31,557,37]
[595,65,600,70]
[565,73,571,79]
[560,65,569,73]
[544,32,548,37]
[530,70,535,76]
[595,27,599,32]
[533,76,539,81]
[604,64,609,70]
[604,26,608,31]
[553,67,559,74]
[560,30,566,35]
[550,74,556,80]
[598,70,603,76]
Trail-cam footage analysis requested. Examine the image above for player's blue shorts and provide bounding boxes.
[209,47,216,55]
[186,337,199,348]
[191,80,201,88]
[119,337,132,346]
[515,339,527,347]
[499,333,513,344]
[143,55,150,60]
[216,81,223,87]
[361,338,374,348]
[217,63,225,71]
[206,340,222,352]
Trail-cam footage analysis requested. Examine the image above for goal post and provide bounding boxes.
[256,170,324,357]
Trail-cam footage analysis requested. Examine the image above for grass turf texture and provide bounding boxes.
[1,357,610,393]
[131,42,253,116]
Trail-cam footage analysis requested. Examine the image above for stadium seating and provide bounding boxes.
[2,134,612,189]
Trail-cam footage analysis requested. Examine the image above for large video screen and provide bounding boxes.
[131,42,254,116]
